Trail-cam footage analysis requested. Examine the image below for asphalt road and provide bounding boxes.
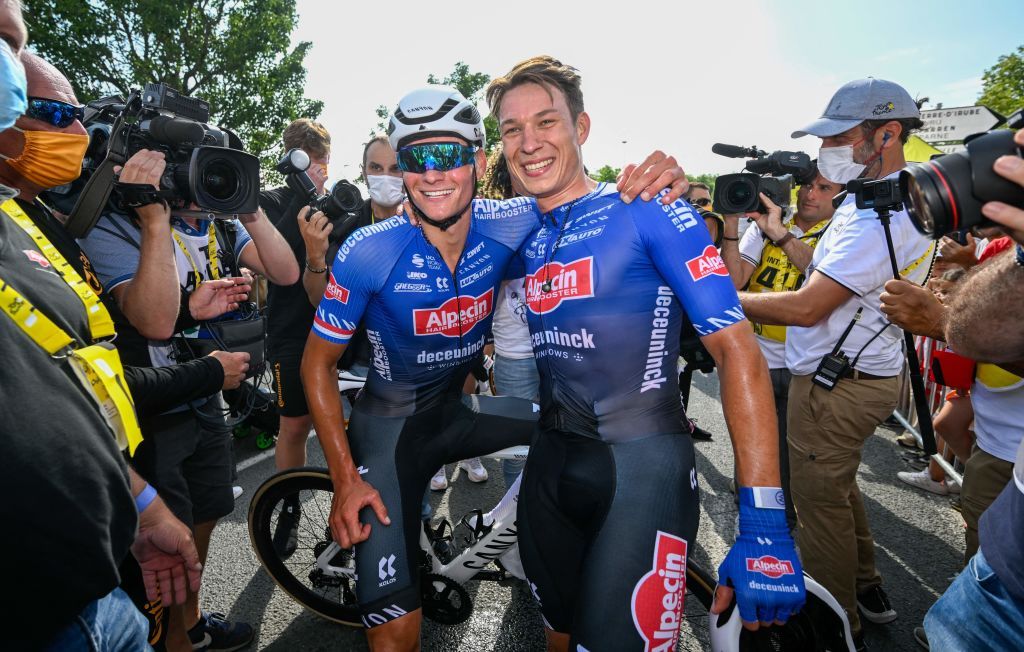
[203,370,964,651]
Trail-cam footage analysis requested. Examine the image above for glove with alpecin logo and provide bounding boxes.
[717,486,806,624]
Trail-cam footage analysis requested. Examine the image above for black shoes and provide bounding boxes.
[857,585,898,624]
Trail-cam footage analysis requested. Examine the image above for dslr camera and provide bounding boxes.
[900,109,1024,238]
[276,148,362,223]
[63,83,261,237]
[710,143,815,214]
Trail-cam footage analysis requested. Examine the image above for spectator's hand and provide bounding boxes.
[880,278,946,339]
[617,150,688,204]
[116,149,170,225]
[938,233,978,268]
[329,477,390,549]
[131,498,203,606]
[982,131,1024,245]
[298,206,333,264]
[208,350,250,389]
[746,193,786,241]
[189,277,250,320]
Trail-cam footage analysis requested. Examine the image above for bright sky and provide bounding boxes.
[294,0,1023,187]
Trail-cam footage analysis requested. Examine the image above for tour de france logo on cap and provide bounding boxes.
[873,101,896,116]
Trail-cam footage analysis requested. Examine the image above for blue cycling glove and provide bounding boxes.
[717,487,806,624]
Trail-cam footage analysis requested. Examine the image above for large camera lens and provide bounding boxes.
[713,173,762,214]
[189,146,260,214]
[727,181,754,206]
[201,159,239,202]
[900,130,1024,238]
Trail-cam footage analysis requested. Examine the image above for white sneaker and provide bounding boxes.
[946,477,962,494]
[232,485,244,500]
[461,457,488,483]
[897,469,950,496]
[430,466,448,491]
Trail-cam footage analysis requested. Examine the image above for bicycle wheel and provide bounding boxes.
[248,467,362,627]
[679,559,717,651]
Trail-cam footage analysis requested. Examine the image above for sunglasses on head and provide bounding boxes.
[396,142,478,174]
[25,97,85,128]
[689,197,712,208]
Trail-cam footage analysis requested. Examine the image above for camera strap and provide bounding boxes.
[0,200,142,454]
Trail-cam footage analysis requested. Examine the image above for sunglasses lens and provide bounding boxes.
[398,143,475,173]
[27,98,82,128]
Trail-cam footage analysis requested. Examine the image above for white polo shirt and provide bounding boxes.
[785,174,934,376]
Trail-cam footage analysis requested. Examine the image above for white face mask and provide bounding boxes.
[367,174,405,207]
[817,144,865,185]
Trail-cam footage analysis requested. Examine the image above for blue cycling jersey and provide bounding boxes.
[519,183,745,442]
[312,198,540,416]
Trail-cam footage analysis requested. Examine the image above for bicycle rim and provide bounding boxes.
[678,559,717,651]
[248,468,363,627]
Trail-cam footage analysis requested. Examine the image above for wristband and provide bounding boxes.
[135,483,158,514]
[305,261,327,274]
[772,232,795,247]
[1016,244,1024,268]
[722,236,739,242]
[739,486,786,510]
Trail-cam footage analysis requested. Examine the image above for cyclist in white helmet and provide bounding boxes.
[301,85,690,649]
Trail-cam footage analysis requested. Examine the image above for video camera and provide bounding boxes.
[275,148,362,222]
[710,143,815,214]
[900,109,1024,238]
[62,83,261,237]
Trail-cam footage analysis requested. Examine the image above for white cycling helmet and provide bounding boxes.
[709,573,857,652]
[387,86,485,151]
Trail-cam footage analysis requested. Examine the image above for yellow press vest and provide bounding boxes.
[747,217,830,343]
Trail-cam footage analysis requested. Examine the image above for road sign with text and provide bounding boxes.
[919,105,1003,144]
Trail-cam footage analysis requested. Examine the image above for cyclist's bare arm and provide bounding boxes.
[300,333,390,547]
[700,321,781,487]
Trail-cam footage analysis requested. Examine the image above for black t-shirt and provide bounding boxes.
[0,200,137,637]
[261,186,374,368]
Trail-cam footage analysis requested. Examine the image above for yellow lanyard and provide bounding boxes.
[899,240,936,277]
[172,221,221,281]
[0,200,143,454]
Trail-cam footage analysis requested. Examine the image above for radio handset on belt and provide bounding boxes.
[812,308,862,390]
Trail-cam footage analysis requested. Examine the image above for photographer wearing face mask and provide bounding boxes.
[737,78,935,647]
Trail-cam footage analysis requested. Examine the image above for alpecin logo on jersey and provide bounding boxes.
[631,531,687,652]
[324,273,349,303]
[686,245,728,282]
[413,289,493,337]
[746,555,795,579]
[525,257,594,314]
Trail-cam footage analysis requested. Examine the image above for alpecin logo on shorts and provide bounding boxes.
[631,530,688,651]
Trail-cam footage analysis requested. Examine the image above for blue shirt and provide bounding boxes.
[312,198,540,416]
[518,184,744,442]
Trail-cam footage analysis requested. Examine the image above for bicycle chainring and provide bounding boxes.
[420,573,472,624]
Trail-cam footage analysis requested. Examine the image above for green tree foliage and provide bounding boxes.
[978,45,1024,117]
[687,173,717,194]
[590,164,621,183]
[25,0,323,179]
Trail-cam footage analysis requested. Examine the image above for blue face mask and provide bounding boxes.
[0,39,27,131]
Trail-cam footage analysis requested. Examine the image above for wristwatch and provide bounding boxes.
[772,232,795,247]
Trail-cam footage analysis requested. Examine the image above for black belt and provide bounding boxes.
[841,368,897,381]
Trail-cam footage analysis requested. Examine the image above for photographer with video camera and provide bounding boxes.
[78,83,298,650]
[736,78,934,646]
[0,22,206,649]
[719,161,843,526]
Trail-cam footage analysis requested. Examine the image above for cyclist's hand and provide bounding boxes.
[330,477,390,548]
[617,150,688,204]
[713,487,805,629]
[131,497,203,605]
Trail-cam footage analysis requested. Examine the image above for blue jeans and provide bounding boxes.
[45,587,150,651]
[924,550,1024,651]
[494,354,540,489]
